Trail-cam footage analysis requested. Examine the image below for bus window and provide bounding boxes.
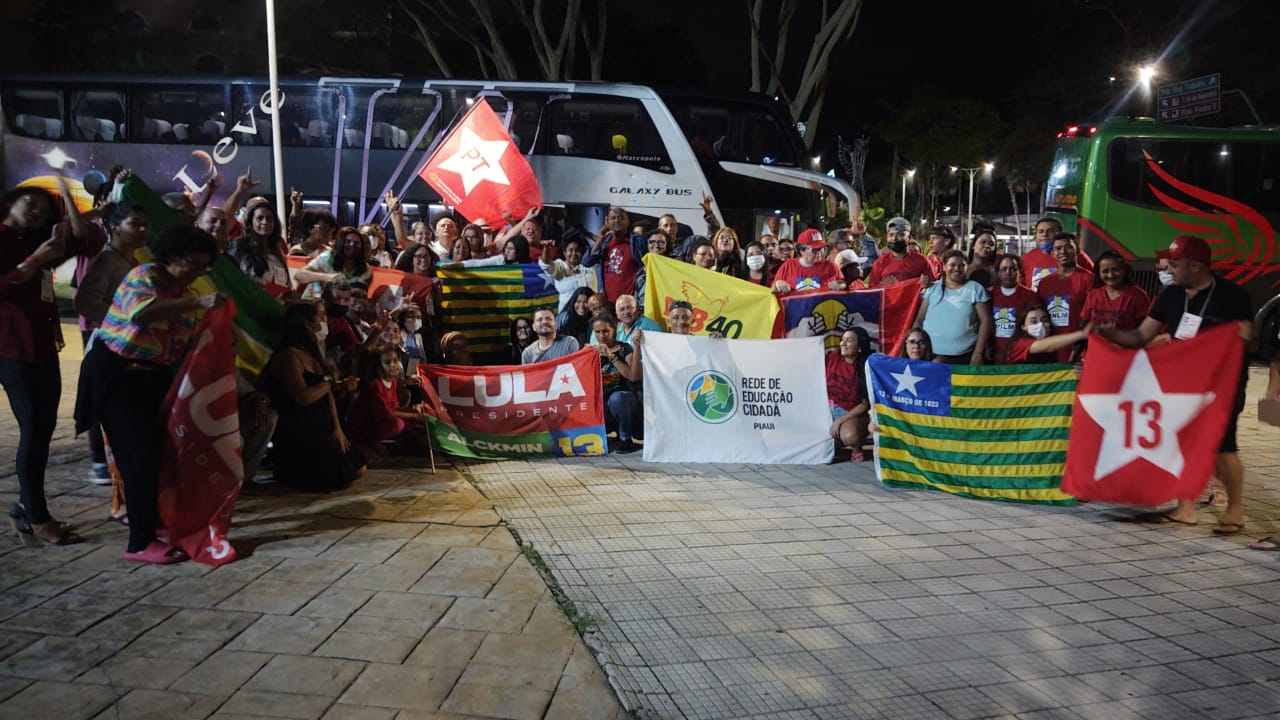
[133,85,228,144]
[504,93,550,155]
[547,95,671,173]
[663,98,801,167]
[7,87,64,140]
[71,89,125,142]
[1108,139,1280,214]
[369,91,440,151]
[276,86,342,148]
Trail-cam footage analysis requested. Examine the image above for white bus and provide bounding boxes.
[1,74,854,241]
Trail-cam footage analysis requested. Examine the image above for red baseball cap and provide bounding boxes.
[1156,235,1211,263]
[796,228,825,250]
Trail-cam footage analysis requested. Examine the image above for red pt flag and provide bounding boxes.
[158,303,243,566]
[418,99,542,226]
[1061,323,1245,505]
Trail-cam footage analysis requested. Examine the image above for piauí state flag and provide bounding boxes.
[867,354,1078,505]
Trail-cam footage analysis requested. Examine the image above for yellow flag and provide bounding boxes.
[643,254,780,338]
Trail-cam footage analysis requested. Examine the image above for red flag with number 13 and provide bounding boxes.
[1061,323,1245,505]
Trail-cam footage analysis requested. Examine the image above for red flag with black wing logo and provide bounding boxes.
[418,99,542,226]
[1061,323,1245,505]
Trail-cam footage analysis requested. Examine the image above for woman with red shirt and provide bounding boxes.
[1,182,100,545]
[1080,251,1149,330]
[743,241,779,287]
[998,307,1091,365]
[827,328,872,459]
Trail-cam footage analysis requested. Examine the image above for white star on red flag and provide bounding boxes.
[1076,349,1214,481]
[438,127,511,194]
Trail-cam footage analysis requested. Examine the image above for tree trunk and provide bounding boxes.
[1007,183,1021,237]
[888,146,899,213]
[748,0,764,91]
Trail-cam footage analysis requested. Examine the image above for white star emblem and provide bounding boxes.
[1077,349,1214,481]
[438,127,511,194]
[41,147,74,170]
[891,363,925,397]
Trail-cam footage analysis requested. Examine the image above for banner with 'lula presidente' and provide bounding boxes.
[418,348,607,458]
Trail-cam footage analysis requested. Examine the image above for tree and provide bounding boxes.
[397,0,607,81]
[871,89,1003,225]
[746,0,865,150]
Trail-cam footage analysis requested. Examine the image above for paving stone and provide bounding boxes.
[226,614,343,654]
[440,681,553,720]
[245,655,366,698]
[76,652,199,691]
[337,663,463,711]
[0,635,119,680]
[217,689,336,719]
[169,649,273,700]
[90,688,223,720]
[1,679,118,720]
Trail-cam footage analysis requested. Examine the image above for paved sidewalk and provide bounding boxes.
[0,327,623,720]
[461,366,1280,719]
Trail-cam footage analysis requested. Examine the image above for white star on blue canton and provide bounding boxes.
[891,363,925,397]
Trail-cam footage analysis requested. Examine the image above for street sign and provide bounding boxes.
[1157,73,1221,122]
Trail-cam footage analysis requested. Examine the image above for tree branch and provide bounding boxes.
[397,0,454,76]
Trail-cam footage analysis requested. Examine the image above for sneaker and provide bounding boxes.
[251,472,278,485]
[849,451,865,463]
[87,463,112,486]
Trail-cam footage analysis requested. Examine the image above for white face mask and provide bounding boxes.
[746,255,766,271]
[404,319,422,333]
[1027,322,1048,340]
[314,322,329,342]
[1158,270,1175,286]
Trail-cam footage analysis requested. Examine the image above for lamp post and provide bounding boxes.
[953,162,994,238]
[901,168,915,216]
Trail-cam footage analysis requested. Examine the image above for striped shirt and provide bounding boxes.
[97,264,199,365]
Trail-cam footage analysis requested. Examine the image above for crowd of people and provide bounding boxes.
[2,169,1280,564]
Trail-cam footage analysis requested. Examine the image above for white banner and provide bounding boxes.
[641,333,833,464]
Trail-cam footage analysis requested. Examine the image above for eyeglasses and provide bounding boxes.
[905,339,927,346]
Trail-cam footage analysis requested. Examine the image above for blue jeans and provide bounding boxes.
[0,357,61,523]
[605,391,640,442]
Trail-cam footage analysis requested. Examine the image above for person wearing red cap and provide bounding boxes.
[1097,234,1253,536]
[771,229,844,295]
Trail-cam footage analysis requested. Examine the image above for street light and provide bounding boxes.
[953,162,995,239]
[901,168,915,216]
[1138,64,1157,85]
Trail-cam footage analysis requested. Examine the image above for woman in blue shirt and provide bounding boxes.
[914,251,992,364]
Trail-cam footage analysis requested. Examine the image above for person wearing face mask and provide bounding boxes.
[398,305,428,375]
[264,301,365,492]
[867,217,931,287]
[743,241,779,287]
[989,254,1041,362]
[1021,217,1095,292]
[998,306,1091,364]
[1156,257,1175,288]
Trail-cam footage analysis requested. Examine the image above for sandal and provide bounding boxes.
[107,511,129,527]
[9,504,82,546]
[122,541,188,565]
[1212,522,1245,536]
[1134,512,1197,526]
[1247,536,1280,552]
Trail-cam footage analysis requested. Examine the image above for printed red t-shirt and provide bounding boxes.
[774,259,840,294]
[868,252,932,287]
[602,234,637,301]
[990,284,1041,359]
[1080,284,1149,330]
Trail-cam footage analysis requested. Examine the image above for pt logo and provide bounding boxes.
[686,371,736,424]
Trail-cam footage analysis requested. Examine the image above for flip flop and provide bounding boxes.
[1213,522,1245,536]
[122,541,188,565]
[1135,512,1197,526]
[1247,536,1280,551]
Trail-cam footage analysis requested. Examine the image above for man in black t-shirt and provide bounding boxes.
[1097,235,1252,535]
